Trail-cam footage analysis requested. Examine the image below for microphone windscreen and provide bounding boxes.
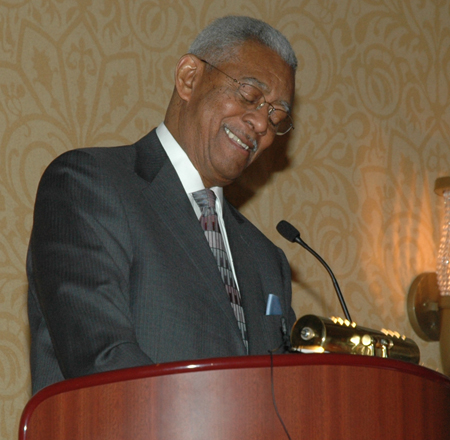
[276,220,300,242]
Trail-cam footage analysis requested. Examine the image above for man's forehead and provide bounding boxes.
[216,41,295,108]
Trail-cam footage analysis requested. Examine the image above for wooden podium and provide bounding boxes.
[19,354,450,440]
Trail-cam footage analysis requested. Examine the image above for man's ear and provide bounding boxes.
[175,54,204,102]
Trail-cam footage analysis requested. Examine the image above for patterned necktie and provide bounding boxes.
[192,188,248,353]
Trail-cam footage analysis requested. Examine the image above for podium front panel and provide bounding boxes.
[19,354,450,440]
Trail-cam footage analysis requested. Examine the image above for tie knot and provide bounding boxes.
[192,188,216,211]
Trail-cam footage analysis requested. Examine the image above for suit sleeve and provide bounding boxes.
[29,149,153,379]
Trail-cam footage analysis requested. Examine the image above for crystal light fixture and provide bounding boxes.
[407,176,450,376]
[436,178,450,296]
[435,177,450,375]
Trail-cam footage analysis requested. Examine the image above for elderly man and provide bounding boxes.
[27,15,297,394]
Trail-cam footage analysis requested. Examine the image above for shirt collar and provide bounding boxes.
[155,123,224,205]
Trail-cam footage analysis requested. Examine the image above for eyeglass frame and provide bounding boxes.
[200,59,294,136]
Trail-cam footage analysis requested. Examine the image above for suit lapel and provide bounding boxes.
[134,131,244,346]
[223,203,272,354]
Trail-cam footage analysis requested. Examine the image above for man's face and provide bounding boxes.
[179,40,295,188]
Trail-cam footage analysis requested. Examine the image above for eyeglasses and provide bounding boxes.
[201,59,294,135]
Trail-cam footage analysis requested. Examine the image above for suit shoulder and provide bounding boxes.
[43,129,159,176]
[50,144,136,168]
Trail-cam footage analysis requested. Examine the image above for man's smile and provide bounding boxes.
[224,126,258,153]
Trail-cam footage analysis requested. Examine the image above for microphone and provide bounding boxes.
[276,220,420,364]
[276,220,352,323]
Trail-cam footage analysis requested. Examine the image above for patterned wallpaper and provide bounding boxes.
[1,0,450,438]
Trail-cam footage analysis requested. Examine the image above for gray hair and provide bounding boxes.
[188,16,297,71]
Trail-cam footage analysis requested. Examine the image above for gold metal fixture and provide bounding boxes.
[290,314,420,364]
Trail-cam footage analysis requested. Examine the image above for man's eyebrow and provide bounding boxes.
[278,100,291,113]
[242,76,292,113]
[242,76,268,90]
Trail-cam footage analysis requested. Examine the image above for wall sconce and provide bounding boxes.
[407,176,450,376]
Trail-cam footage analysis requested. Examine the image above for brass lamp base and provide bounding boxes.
[407,272,440,341]
[440,296,450,376]
[407,272,450,376]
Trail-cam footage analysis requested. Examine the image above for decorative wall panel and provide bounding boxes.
[1,1,449,438]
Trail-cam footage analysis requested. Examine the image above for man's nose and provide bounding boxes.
[243,104,271,136]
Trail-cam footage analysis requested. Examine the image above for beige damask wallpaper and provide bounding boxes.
[1,0,450,438]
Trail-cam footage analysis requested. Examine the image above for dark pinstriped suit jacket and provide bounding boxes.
[27,129,296,394]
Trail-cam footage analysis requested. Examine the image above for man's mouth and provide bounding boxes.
[224,126,258,153]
